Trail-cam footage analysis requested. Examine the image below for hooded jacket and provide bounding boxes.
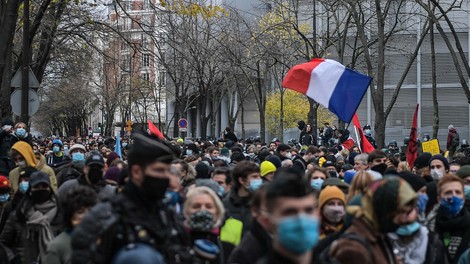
[329,177,417,264]
[9,153,57,193]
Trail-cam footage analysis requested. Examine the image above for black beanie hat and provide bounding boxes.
[428,154,450,171]
[414,153,432,169]
[398,171,427,192]
[457,165,470,179]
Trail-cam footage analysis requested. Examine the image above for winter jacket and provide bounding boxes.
[58,176,116,203]
[435,207,470,263]
[44,231,72,264]
[55,161,84,187]
[221,189,252,259]
[9,163,58,194]
[447,128,460,151]
[0,198,61,264]
[301,132,316,146]
[329,217,399,264]
[0,131,17,157]
[227,220,271,264]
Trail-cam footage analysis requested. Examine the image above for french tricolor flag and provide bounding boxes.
[282,58,372,123]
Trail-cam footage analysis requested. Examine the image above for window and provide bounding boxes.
[158,70,166,86]
[142,53,150,67]
[142,72,150,82]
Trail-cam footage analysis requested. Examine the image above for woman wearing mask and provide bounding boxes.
[44,186,98,264]
[318,186,346,240]
[0,171,61,263]
[13,122,32,145]
[183,186,225,263]
[307,166,329,191]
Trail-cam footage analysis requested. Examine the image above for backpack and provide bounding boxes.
[316,233,373,264]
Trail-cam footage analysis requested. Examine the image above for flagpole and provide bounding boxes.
[353,125,362,153]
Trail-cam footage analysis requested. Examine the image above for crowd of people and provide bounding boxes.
[0,117,469,263]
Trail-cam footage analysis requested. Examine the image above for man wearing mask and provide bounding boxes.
[429,154,449,182]
[457,165,470,211]
[72,133,192,264]
[221,161,261,255]
[56,144,87,187]
[319,186,346,240]
[257,173,320,264]
[9,141,58,193]
[363,125,377,149]
[328,177,417,264]
[0,171,61,263]
[429,175,470,262]
[276,144,292,161]
[58,151,114,203]
[0,118,17,157]
[390,172,448,264]
[47,139,65,166]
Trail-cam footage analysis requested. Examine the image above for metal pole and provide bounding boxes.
[21,0,30,124]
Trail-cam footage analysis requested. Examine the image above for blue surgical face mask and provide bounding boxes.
[16,128,26,138]
[19,181,29,193]
[0,193,10,203]
[396,221,421,236]
[53,146,60,153]
[72,152,85,162]
[277,214,320,255]
[310,178,324,190]
[417,193,429,214]
[165,191,182,206]
[440,196,464,218]
[218,185,225,196]
[464,186,470,200]
[249,179,263,192]
[186,149,193,156]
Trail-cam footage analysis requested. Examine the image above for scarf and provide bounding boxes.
[23,198,57,262]
[388,225,428,264]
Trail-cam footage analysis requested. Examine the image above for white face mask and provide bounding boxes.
[17,161,26,168]
[285,152,292,159]
[431,169,444,180]
[323,204,345,224]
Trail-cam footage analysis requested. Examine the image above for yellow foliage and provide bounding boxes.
[160,0,227,18]
[266,89,336,135]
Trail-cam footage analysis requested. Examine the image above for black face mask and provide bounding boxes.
[30,190,51,204]
[142,176,169,201]
[87,168,103,184]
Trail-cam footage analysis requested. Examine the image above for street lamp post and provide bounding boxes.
[21,0,30,124]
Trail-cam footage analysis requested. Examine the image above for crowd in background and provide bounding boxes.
[0,116,469,263]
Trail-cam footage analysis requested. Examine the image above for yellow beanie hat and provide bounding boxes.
[260,161,276,177]
[319,185,346,209]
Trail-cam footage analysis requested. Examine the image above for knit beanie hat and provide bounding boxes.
[260,161,276,177]
[266,155,282,168]
[457,165,470,179]
[104,167,121,183]
[428,154,449,171]
[364,177,417,233]
[414,153,432,169]
[398,171,427,192]
[319,186,346,209]
[106,152,120,167]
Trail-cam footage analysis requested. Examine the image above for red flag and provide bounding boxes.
[147,120,165,140]
[406,104,420,168]
[352,114,375,153]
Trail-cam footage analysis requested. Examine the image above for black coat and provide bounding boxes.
[435,207,470,263]
[71,182,192,264]
[227,220,271,264]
